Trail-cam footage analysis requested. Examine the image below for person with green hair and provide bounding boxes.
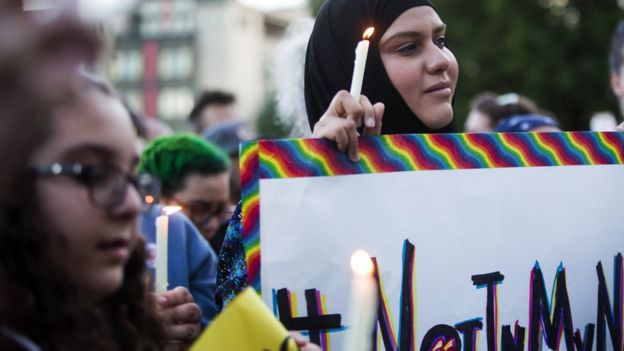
[138,134,231,328]
[139,134,232,248]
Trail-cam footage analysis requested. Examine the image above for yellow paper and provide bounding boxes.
[191,288,298,351]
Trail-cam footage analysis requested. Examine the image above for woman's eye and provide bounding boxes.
[86,167,116,186]
[434,36,448,49]
[396,43,418,54]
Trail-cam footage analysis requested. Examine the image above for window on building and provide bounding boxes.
[158,46,194,79]
[139,0,196,38]
[111,49,143,82]
[120,90,144,115]
[157,87,194,120]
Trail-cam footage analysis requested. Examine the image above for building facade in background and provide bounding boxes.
[108,0,305,127]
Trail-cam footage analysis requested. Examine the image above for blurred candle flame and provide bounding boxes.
[162,206,182,216]
[362,27,375,40]
[350,250,374,276]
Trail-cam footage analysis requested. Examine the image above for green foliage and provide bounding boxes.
[309,0,326,16]
[256,93,290,139]
[435,0,624,130]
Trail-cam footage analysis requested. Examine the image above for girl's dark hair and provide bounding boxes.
[0,18,165,347]
[472,92,540,125]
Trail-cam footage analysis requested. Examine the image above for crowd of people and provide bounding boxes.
[0,0,623,349]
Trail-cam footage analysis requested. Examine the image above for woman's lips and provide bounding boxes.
[424,82,452,98]
[97,238,130,262]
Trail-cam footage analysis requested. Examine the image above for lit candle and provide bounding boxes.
[155,206,181,294]
[350,27,375,102]
[344,250,378,351]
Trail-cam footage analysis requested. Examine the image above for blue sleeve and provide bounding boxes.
[141,207,218,328]
[179,216,218,328]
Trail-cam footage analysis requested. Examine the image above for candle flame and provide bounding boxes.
[351,250,374,276]
[362,27,375,40]
[162,206,182,216]
[145,195,155,204]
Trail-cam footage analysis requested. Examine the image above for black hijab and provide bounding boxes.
[304,0,455,134]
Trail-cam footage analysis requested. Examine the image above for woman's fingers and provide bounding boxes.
[157,286,194,309]
[163,322,201,342]
[159,302,201,325]
[359,95,375,129]
[288,332,323,351]
[313,116,359,161]
[313,90,384,162]
[331,90,364,128]
[364,102,385,136]
[346,120,360,162]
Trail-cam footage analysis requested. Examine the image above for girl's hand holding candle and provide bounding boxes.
[344,250,378,351]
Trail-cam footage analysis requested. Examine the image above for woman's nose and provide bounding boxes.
[110,183,143,218]
[425,45,451,74]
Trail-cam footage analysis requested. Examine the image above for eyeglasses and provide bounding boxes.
[31,163,160,212]
[174,199,233,228]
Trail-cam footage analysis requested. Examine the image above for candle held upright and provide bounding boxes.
[350,27,375,101]
[155,206,181,295]
[344,249,378,351]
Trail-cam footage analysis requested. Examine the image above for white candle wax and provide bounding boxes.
[344,250,378,351]
[155,213,169,294]
[349,39,370,102]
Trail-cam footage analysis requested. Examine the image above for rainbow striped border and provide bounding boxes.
[241,132,624,291]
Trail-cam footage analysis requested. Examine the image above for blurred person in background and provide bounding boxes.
[608,20,624,132]
[139,134,231,252]
[464,91,498,133]
[465,92,560,132]
[123,98,173,149]
[488,93,560,132]
[188,90,239,134]
[493,113,561,132]
[203,120,256,205]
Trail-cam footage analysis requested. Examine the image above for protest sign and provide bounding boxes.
[241,132,624,351]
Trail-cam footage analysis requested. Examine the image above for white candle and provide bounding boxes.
[350,27,375,101]
[155,206,181,294]
[344,250,378,351]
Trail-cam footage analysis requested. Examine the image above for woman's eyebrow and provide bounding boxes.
[434,23,447,34]
[60,143,115,161]
[380,31,424,48]
[380,24,447,47]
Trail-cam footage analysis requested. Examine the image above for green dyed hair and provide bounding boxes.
[139,134,230,196]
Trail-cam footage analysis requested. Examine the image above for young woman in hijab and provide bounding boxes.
[218,0,459,294]
[306,0,458,161]
[217,0,458,322]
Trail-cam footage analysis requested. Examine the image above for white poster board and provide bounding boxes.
[241,132,624,351]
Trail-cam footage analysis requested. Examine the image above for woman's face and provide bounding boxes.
[378,6,459,129]
[167,172,230,242]
[30,89,143,302]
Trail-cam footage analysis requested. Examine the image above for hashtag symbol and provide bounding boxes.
[276,288,342,345]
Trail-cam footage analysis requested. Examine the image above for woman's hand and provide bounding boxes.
[289,332,323,351]
[312,90,384,162]
[156,287,202,351]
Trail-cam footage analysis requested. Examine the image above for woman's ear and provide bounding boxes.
[610,71,624,99]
